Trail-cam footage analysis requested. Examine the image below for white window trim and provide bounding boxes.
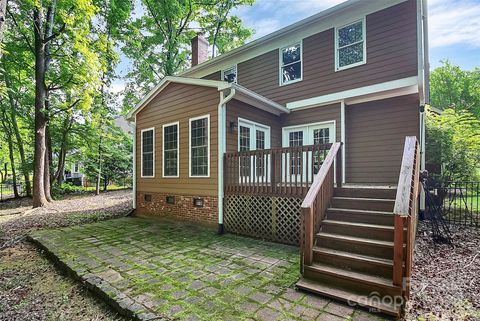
[237,118,271,151]
[221,65,238,84]
[162,121,180,178]
[335,17,367,72]
[189,114,211,178]
[279,41,303,86]
[282,120,336,147]
[140,127,155,178]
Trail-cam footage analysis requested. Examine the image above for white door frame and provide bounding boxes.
[282,120,336,183]
[238,118,271,183]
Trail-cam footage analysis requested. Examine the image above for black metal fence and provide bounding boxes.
[0,182,26,202]
[426,181,480,227]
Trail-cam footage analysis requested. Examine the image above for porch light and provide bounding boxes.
[229,121,238,133]
[193,198,204,208]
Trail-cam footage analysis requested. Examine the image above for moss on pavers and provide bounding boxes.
[29,217,387,321]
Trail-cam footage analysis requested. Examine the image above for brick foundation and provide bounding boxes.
[135,192,218,225]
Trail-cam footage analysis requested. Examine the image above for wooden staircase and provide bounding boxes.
[297,187,403,317]
[297,137,421,318]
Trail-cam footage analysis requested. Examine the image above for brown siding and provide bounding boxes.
[207,0,418,106]
[203,71,221,81]
[345,94,419,184]
[136,83,219,197]
[281,103,341,143]
[226,99,282,152]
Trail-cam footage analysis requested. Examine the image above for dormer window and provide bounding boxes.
[222,65,237,83]
[280,43,302,85]
[335,18,366,71]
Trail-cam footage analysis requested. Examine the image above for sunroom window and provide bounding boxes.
[280,43,302,85]
[163,122,179,177]
[336,19,366,70]
[222,66,237,83]
[141,128,155,177]
[189,115,210,177]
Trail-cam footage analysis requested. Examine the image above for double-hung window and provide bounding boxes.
[189,115,210,177]
[336,18,366,71]
[222,65,237,83]
[141,128,155,177]
[162,122,179,177]
[280,43,302,85]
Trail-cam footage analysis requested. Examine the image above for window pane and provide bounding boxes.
[313,128,330,145]
[239,126,250,151]
[191,117,209,176]
[163,124,178,176]
[289,131,303,147]
[339,42,364,67]
[338,21,363,47]
[142,129,154,177]
[282,62,302,84]
[256,130,265,150]
[282,44,301,65]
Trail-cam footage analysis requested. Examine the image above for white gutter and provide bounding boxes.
[217,87,236,233]
[132,117,137,209]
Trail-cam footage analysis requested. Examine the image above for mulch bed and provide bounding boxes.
[405,221,480,320]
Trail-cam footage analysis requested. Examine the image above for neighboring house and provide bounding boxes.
[64,162,85,186]
[127,0,428,316]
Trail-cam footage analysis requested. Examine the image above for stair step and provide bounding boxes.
[332,197,395,212]
[296,278,401,317]
[322,220,394,241]
[334,187,397,200]
[313,247,393,278]
[316,232,395,259]
[326,208,394,226]
[304,262,402,298]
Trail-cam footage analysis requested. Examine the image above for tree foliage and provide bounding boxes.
[430,60,480,116]
[121,0,254,111]
[426,107,480,182]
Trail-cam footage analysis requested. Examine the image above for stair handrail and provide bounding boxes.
[301,142,342,268]
[392,136,421,298]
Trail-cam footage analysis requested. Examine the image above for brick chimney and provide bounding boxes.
[191,32,209,66]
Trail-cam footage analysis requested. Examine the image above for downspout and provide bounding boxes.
[132,116,137,210]
[217,87,236,234]
[417,0,429,211]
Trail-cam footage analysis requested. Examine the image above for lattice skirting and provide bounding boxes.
[224,195,303,245]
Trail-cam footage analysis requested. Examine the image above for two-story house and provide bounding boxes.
[127,0,428,316]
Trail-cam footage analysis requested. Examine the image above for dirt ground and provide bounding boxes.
[405,222,480,320]
[0,190,132,321]
[1,191,479,320]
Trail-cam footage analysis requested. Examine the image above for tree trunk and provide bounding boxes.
[1,113,19,198]
[103,175,108,191]
[0,0,7,56]
[32,3,48,208]
[44,125,53,202]
[95,140,102,195]
[53,116,73,185]
[5,75,32,197]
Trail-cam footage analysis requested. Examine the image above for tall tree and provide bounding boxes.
[430,60,480,116]
[0,0,7,50]
[122,0,254,109]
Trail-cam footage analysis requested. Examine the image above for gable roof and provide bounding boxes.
[126,76,289,121]
[181,0,407,78]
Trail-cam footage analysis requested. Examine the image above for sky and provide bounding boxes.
[112,0,480,94]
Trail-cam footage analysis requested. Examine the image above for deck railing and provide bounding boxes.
[224,143,334,197]
[300,143,342,267]
[392,136,421,298]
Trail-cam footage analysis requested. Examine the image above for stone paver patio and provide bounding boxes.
[29,217,388,321]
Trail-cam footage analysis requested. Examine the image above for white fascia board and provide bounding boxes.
[231,84,290,115]
[127,76,227,121]
[286,76,419,110]
[180,0,407,79]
